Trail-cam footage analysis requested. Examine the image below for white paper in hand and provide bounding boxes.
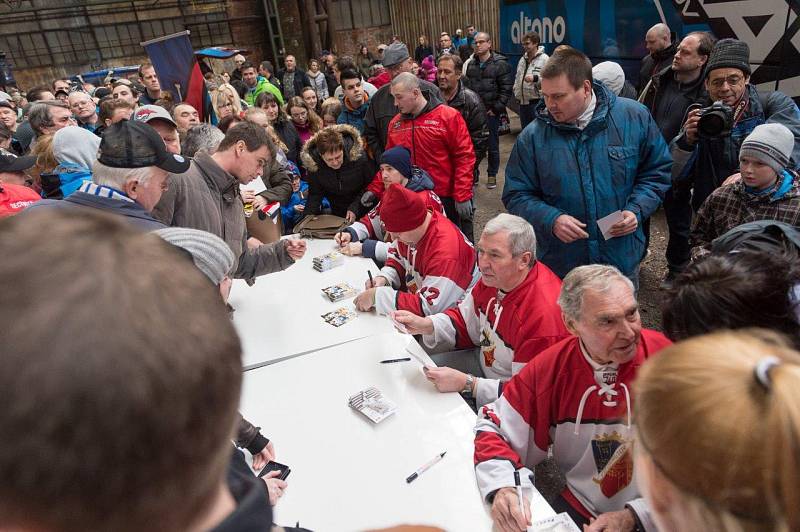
[240,177,267,195]
[596,210,624,240]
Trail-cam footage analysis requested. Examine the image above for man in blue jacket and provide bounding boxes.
[503,49,671,285]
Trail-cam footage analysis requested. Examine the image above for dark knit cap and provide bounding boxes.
[706,38,751,77]
[379,145,412,180]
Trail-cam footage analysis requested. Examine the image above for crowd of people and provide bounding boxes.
[1,18,800,532]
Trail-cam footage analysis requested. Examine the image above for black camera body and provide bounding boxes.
[697,101,734,138]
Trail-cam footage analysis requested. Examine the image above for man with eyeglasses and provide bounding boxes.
[68,91,99,133]
[671,38,800,213]
[438,32,457,58]
[463,32,513,190]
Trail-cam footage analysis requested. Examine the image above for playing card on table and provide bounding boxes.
[321,307,357,327]
[321,282,358,302]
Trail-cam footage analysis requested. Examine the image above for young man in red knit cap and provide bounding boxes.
[392,213,569,407]
[354,182,478,316]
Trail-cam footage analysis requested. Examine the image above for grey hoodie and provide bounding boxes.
[53,126,100,170]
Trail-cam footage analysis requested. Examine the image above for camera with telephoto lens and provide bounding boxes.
[696,101,734,138]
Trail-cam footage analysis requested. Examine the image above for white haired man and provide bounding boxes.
[394,214,568,407]
[25,120,190,230]
[475,264,671,532]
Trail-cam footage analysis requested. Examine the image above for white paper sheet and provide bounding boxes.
[596,210,624,240]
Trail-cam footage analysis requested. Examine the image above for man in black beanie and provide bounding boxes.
[671,38,800,215]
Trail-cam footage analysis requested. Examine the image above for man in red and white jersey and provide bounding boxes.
[474,264,671,532]
[354,182,477,316]
[335,145,443,263]
[394,213,568,407]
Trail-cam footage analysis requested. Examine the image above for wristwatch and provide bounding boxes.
[462,373,475,396]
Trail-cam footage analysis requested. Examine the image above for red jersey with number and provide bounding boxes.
[374,209,478,315]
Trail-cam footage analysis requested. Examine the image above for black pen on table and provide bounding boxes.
[406,451,446,483]
[380,357,411,364]
[368,270,374,288]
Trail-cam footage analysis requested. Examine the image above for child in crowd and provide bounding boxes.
[690,123,800,258]
[280,160,330,233]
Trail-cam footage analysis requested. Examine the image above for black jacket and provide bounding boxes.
[415,44,434,63]
[637,42,677,94]
[641,65,707,142]
[323,65,339,95]
[277,68,312,99]
[300,124,377,217]
[463,51,514,115]
[446,80,489,161]
[363,78,442,159]
[213,449,312,532]
[273,118,302,166]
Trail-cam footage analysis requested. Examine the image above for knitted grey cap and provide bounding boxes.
[382,42,410,68]
[155,227,235,285]
[706,38,751,76]
[739,123,794,174]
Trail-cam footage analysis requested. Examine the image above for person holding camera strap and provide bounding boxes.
[670,38,800,214]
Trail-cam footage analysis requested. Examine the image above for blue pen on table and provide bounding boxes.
[380,357,411,364]
[406,451,446,483]
[368,270,375,288]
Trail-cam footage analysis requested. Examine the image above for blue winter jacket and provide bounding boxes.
[502,82,672,279]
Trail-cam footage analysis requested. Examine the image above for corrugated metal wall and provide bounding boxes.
[388,0,499,53]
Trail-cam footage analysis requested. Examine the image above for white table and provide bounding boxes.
[229,238,396,370]
[239,332,556,531]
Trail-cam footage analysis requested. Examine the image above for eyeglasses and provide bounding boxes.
[708,75,745,89]
[290,110,308,120]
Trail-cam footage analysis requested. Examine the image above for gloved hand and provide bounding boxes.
[360,191,377,208]
[456,199,474,221]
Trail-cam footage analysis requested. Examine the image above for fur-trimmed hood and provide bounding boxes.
[300,124,364,173]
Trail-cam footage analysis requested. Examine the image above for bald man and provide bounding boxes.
[638,23,676,94]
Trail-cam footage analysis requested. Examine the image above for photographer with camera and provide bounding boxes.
[513,31,549,130]
[671,38,800,213]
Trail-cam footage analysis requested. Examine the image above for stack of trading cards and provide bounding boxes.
[321,282,358,302]
[348,386,397,424]
[313,251,344,272]
[321,307,357,327]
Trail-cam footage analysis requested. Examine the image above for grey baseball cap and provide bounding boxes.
[382,42,409,67]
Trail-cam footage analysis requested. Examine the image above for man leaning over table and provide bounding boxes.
[354,183,478,316]
[393,214,568,407]
[152,122,306,281]
[475,265,671,532]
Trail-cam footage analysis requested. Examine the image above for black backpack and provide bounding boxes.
[712,220,800,260]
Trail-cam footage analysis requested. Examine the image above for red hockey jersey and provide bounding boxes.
[474,330,671,529]
[424,261,568,406]
[374,209,478,315]
[349,189,443,262]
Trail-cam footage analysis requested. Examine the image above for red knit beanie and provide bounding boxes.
[380,183,427,232]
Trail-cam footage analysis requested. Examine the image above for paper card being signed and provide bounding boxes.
[240,177,267,195]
